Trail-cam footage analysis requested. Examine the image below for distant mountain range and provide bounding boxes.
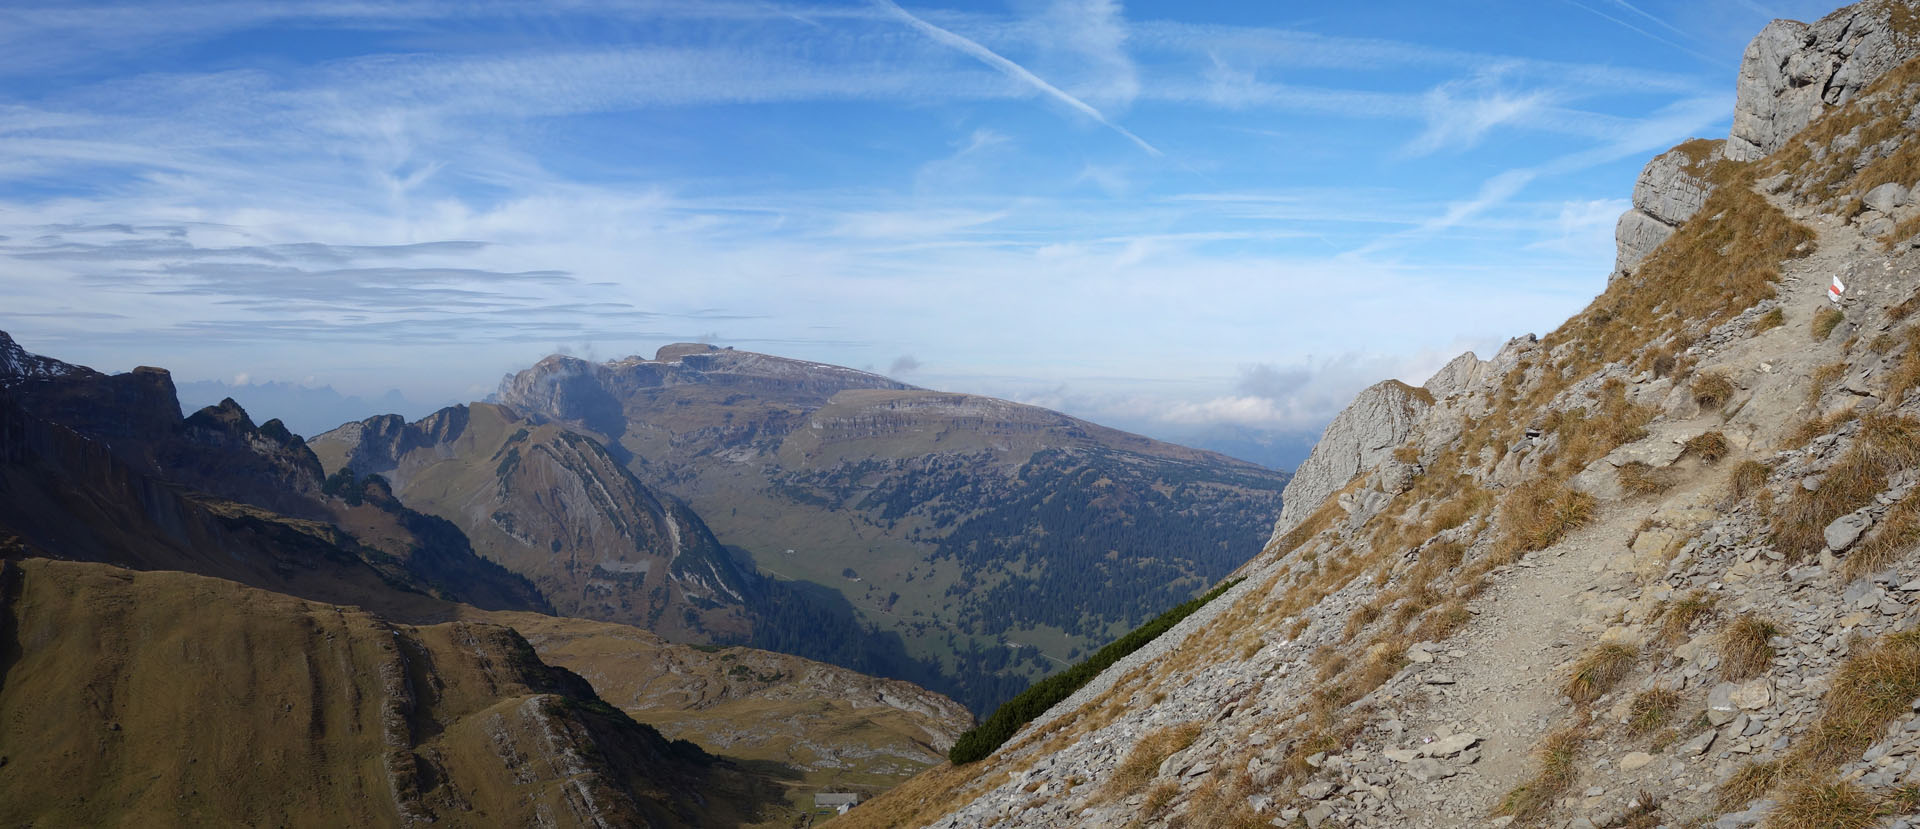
[0,329,971,826]
[176,378,436,438]
[316,343,1290,714]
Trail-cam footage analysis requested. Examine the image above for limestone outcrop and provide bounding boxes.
[1611,142,1721,282]
[1727,2,1920,162]
[1269,379,1432,540]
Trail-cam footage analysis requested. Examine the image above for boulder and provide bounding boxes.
[1708,682,1740,725]
[1864,182,1910,213]
[1731,680,1773,710]
[1824,509,1872,553]
[1426,733,1479,757]
[1422,351,1483,400]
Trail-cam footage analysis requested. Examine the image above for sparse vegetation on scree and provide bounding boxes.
[946,578,1242,765]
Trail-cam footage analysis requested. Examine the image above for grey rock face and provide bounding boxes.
[1610,144,1719,282]
[1422,351,1482,400]
[1269,380,1434,541]
[1728,5,1920,162]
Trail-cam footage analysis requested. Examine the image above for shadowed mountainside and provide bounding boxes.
[0,332,547,618]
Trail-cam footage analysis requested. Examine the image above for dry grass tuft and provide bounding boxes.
[1768,778,1880,829]
[1409,540,1465,586]
[1410,598,1473,642]
[1496,480,1597,561]
[1496,724,1587,823]
[1681,431,1730,463]
[1845,492,1920,581]
[1884,784,1920,818]
[1625,687,1681,736]
[1618,792,1663,829]
[1890,287,1920,321]
[1140,781,1179,818]
[1715,760,1780,811]
[1790,629,1920,773]
[1564,642,1637,704]
[1785,408,1857,449]
[1657,590,1716,645]
[1617,462,1675,496]
[1752,307,1786,334]
[1884,326,1920,404]
[1729,459,1771,501]
[1103,722,1205,801]
[1773,413,1920,558]
[1810,362,1848,408]
[1718,615,1779,681]
[1641,345,1679,378]
[1812,307,1846,341]
[1693,373,1735,410]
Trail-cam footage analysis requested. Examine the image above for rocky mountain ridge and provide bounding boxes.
[332,341,1288,716]
[312,403,758,642]
[0,333,974,825]
[843,3,1920,827]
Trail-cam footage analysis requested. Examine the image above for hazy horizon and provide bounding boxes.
[0,0,1851,462]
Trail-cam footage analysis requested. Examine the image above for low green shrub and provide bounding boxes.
[947,578,1242,764]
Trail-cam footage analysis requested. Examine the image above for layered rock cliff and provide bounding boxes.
[1273,380,1433,538]
[1728,0,1920,162]
[1609,1,1920,284]
[399,343,1287,717]
[312,403,758,641]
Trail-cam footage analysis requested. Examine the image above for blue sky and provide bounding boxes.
[0,0,1850,457]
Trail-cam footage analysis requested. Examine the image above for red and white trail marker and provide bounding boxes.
[1829,275,1846,304]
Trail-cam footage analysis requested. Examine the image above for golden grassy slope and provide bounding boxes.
[0,558,781,828]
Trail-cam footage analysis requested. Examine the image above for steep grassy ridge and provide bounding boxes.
[0,559,781,827]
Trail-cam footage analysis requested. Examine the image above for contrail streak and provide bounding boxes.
[872,0,1163,157]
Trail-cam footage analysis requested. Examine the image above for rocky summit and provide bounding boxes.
[842,2,1920,827]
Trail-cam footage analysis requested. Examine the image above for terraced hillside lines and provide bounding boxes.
[0,559,784,828]
[479,344,1289,714]
[315,403,757,642]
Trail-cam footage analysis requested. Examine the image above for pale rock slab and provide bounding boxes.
[1864,182,1910,213]
[1268,379,1434,541]
[1610,143,1721,282]
[1825,508,1872,553]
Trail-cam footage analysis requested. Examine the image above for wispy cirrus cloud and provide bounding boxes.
[872,0,1161,156]
[1403,72,1555,157]
[0,0,1811,449]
